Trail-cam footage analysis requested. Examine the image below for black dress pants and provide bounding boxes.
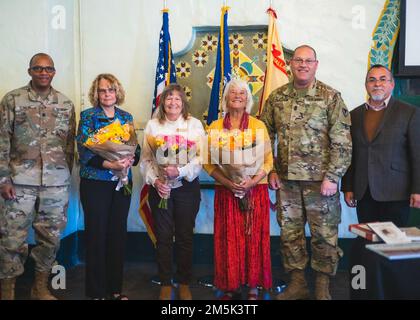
[356,186,410,227]
[80,178,131,298]
[148,178,201,285]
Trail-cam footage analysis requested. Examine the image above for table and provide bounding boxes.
[349,237,420,299]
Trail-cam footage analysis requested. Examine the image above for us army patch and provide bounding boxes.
[342,108,349,117]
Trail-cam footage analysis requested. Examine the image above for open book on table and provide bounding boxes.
[349,222,420,243]
[367,222,411,244]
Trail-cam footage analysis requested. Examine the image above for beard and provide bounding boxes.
[370,93,385,101]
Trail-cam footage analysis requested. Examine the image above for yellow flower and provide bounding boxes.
[84,119,131,147]
[122,124,131,141]
[110,138,123,144]
[171,144,179,152]
[155,137,165,147]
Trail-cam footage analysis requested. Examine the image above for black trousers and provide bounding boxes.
[356,186,410,227]
[80,178,131,298]
[148,178,201,285]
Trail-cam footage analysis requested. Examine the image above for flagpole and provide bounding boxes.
[163,0,167,9]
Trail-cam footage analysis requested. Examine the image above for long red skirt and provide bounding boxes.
[214,184,272,291]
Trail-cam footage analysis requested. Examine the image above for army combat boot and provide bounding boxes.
[276,269,310,300]
[315,272,331,300]
[31,271,57,300]
[1,277,16,300]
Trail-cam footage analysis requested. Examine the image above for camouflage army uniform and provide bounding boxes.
[0,83,75,279]
[261,80,352,275]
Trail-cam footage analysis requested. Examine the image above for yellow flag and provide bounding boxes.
[258,8,289,116]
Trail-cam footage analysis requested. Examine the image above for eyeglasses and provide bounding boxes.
[291,58,317,65]
[366,78,392,85]
[30,66,56,73]
[98,88,116,94]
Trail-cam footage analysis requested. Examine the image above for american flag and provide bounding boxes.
[140,9,176,247]
[152,9,177,115]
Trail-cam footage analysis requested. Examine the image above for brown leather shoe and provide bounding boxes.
[179,284,192,300]
[159,285,172,300]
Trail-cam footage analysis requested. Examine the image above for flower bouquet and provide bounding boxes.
[147,134,197,209]
[209,128,267,212]
[84,119,138,194]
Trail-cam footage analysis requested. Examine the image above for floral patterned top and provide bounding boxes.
[76,106,140,181]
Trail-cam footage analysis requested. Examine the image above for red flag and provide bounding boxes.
[257,8,289,116]
[139,184,156,245]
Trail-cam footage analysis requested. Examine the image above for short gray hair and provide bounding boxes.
[221,78,254,114]
[293,45,317,60]
[366,64,395,82]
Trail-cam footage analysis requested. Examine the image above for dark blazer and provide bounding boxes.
[341,97,420,201]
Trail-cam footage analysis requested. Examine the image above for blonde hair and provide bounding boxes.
[88,73,126,107]
[156,83,190,124]
[221,78,253,114]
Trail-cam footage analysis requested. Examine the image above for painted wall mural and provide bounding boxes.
[174,26,292,123]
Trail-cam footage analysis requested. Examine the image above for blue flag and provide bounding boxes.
[207,6,232,126]
[152,9,177,115]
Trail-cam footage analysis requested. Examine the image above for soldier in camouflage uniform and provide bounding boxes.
[0,53,75,300]
[261,45,352,300]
